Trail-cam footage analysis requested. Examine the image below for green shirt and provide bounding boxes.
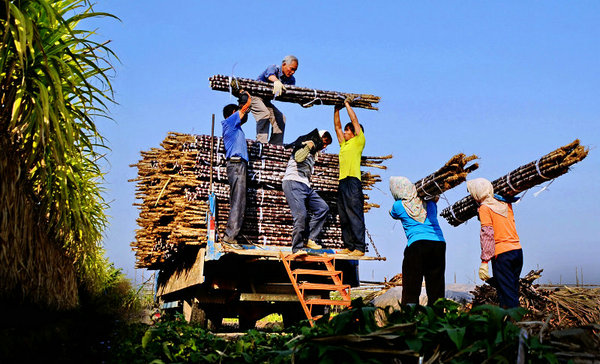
[338,130,365,180]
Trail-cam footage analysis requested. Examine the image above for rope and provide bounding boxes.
[418,179,434,198]
[433,180,444,194]
[533,179,556,198]
[228,63,238,100]
[506,171,519,192]
[448,205,464,224]
[215,137,222,165]
[302,89,323,107]
[535,159,551,180]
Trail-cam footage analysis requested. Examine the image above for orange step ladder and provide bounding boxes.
[280,251,352,326]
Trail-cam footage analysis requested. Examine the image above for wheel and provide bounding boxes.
[238,312,257,330]
[184,300,222,330]
[282,305,307,328]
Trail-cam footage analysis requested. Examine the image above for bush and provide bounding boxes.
[106,299,558,363]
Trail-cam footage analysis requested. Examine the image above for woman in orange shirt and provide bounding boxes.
[467,178,523,308]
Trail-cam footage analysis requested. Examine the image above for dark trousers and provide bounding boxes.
[491,249,523,308]
[282,180,329,252]
[337,177,365,252]
[402,240,446,305]
[225,160,247,239]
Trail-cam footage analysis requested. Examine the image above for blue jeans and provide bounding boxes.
[491,249,523,308]
[225,160,247,239]
[337,177,365,252]
[282,180,329,252]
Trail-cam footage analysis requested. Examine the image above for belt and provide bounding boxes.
[228,156,245,162]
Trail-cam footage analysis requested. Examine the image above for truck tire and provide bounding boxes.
[185,300,221,330]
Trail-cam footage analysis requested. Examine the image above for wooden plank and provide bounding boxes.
[293,269,342,276]
[157,248,205,297]
[221,246,386,261]
[239,293,318,302]
[305,298,351,306]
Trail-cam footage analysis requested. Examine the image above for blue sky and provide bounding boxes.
[92,1,599,285]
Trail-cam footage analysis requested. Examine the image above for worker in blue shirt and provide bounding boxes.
[221,90,252,246]
[389,176,446,306]
[251,55,298,145]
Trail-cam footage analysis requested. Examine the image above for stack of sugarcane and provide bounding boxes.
[441,140,589,226]
[363,273,403,302]
[471,269,600,331]
[209,75,381,110]
[130,132,388,269]
[413,153,479,199]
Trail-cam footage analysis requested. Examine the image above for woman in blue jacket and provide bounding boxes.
[389,176,446,306]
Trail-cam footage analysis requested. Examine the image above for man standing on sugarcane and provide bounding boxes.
[251,55,298,145]
[282,129,333,253]
[220,90,252,247]
[333,99,366,257]
[467,178,523,308]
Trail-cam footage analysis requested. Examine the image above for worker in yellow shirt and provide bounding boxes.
[333,99,366,256]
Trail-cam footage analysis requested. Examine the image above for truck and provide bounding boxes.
[155,239,382,329]
[131,132,388,328]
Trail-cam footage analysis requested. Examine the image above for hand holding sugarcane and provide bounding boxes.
[273,79,286,96]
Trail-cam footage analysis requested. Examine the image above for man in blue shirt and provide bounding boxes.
[251,55,298,145]
[221,91,252,246]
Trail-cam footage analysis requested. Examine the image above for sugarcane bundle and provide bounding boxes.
[471,269,600,331]
[414,153,479,199]
[441,140,589,226]
[209,75,380,110]
[363,273,403,302]
[130,132,389,268]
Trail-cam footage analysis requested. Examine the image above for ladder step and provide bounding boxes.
[305,298,351,306]
[299,282,350,291]
[296,255,335,262]
[293,269,342,276]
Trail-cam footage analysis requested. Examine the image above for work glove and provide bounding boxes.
[478,262,491,281]
[273,79,286,96]
[238,91,249,105]
[294,140,314,163]
[344,95,355,105]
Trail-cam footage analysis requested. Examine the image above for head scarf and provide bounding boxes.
[466,178,508,217]
[389,176,427,223]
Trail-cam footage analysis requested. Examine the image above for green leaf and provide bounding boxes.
[446,326,466,349]
[405,337,423,352]
[162,342,173,361]
[141,329,156,349]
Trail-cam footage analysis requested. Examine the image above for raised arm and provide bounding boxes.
[238,90,252,124]
[344,100,361,136]
[333,105,344,144]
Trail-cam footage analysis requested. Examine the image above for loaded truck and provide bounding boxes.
[155,238,382,329]
[131,132,388,328]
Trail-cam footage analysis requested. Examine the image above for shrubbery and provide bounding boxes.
[108,299,558,363]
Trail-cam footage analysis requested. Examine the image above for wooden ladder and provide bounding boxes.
[280,251,352,326]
